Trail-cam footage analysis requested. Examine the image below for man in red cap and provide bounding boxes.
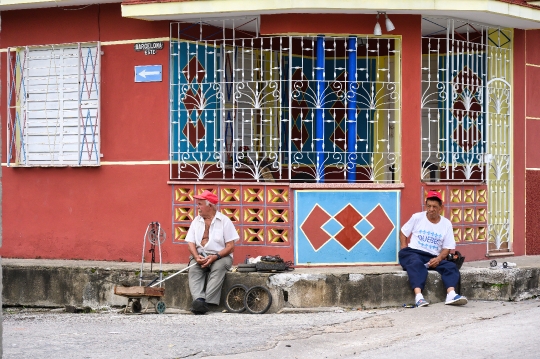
[185,190,239,314]
[399,190,467,307]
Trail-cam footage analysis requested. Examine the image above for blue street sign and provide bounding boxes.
[135,65,162,83]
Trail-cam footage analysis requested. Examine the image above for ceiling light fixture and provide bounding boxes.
[374,12,395,36]
[385,13,395,32]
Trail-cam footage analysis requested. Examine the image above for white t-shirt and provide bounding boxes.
[185,211,239,257]
[401,211,455,256]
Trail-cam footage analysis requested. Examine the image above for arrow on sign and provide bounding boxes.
[138,69,161,78]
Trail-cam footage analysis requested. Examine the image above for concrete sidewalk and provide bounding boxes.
[2,256,540,313]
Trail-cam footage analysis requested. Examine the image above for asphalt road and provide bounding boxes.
[3,299,540,359]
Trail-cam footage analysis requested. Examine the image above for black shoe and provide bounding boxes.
[191,299,208,314]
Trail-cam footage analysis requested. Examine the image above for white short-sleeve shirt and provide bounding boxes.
[185,211,239,257]
[401,211,455,256]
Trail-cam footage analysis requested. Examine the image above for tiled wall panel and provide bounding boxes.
[172,184,291,247]
[422,185,488,245]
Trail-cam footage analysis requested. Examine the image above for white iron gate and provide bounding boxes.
[421,18,512,252]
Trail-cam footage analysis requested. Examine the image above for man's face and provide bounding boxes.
[196,199,213,217]
[425,199,442,221]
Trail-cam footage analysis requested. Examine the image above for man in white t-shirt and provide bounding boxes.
[185,190,239,314]
[399,190,468,307]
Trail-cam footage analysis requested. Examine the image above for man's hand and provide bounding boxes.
[427,256,442,268]
[200,254,217,268]
[195,254,208,265]
[427,249,451,268]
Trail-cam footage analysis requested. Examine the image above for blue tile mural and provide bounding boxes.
[295,190,400,265]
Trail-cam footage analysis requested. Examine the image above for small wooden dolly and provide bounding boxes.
[114,286,166,314]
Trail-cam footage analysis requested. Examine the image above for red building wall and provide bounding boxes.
[1,8,527,262]
[0,4,179,262]
[525,29,540,255]
[513,29,526,256]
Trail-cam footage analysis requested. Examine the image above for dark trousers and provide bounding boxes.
[399,247,460,291]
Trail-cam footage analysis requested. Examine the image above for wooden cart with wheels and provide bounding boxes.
[114,286,166,314]
[114,222,170,314]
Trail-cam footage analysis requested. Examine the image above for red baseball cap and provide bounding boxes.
[426,190,442,202]
[194,190,218,204]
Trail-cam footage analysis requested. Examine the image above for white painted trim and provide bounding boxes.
[1,38,170,52]
[101,38,170,46]
[2,161,168,166]
[120,0,540,27]
[100,161,169,165]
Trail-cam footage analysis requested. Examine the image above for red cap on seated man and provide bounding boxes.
[193,190,219,205]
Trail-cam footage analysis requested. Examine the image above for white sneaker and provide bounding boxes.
[445,294,468,306]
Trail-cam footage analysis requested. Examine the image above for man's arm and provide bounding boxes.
[427,248,450,268]
[399,231,409,249]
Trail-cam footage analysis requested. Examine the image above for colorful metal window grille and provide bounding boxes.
[170,20,401,183]
[421,18,512,253]
[7,43,101,166]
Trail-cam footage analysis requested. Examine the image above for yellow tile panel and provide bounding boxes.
[175,187,194,203]
[477,189,487,203]
[451,208,462,223]
[244,208,264,223]
[268,228,288,243]
[267,187,289,203]
[221,188,240,203]
[464,227,474,241]
[174,225,190,241]
[464,208,474,222]
[464,189,474,203]
[244,227,264,242]
[477,208,487,222]
[268,208,288,223]
[450,189,462,203]
[453,227,462,242]
[244,187,264,202]
[477,226,487,241]
[221,207,241,223]
[175,207,194,221]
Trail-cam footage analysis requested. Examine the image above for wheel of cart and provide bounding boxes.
[224,284,249,313]
[150,297,166,314]
[243,286,272,314]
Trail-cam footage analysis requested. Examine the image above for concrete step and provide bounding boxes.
[2,256,540,313]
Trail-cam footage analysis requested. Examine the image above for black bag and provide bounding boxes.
[446,251,465,270]
[255,255,293,272]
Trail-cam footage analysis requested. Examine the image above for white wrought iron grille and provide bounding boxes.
[170,20,401,183]
[421,18,512,252]
[7,43,101,167]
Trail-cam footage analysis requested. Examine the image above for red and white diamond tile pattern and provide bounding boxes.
[300,203,395,252]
